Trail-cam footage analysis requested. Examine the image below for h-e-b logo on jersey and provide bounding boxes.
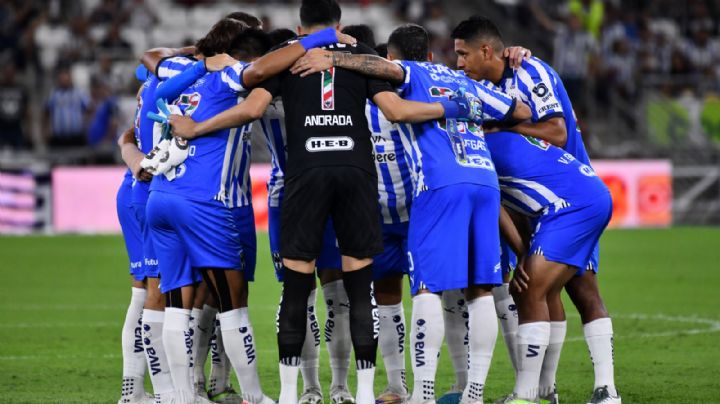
[305,136,354,152]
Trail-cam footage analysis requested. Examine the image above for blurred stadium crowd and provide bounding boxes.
[1,0,719,161]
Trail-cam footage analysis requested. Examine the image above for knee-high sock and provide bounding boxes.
[584,318,617,396]
[514,322,551,400]
[193,304,217,387]
[142,309,174,401]
[207,316,231,397]
[441,289,468,390]
[462,295,497,402]
[323,279,352,388]
[301,288,321,392]
[493,283,519,372]
[163,308,194,397]
[342,266,379,404]
[410,293,444,403]
[277,268,315,404]
[219,308,264,403]
[378,303,407,392]
[120,287,147,401]
[539,321,566,397]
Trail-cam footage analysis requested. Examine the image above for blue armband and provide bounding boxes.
[154,61,207,103]
[299,27,338,50]
[135,64,150,82]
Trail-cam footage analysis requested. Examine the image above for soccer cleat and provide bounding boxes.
[437,384,463,404]
[330,385,355,404]
[207,386,244,404]
[299,387,323,404]
[586,386,621,404]
[495,394,536,404]
[375,386,409,404]
[250,395,276,404]
[195,383,209,400]
[539,390,558,404]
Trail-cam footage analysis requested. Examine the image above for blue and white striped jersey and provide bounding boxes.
[131,74,160,206]
[253,99,287,208]
[156,56,195,81]
[394,60,516,195]
[366,102,413,224]
[150,62,252,206]
[493,56,591,165]
[485,131,608,216]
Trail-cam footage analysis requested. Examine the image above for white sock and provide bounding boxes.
[301,288,321,392]
[163,308,194,395]
[539,321,566,397]
[323,280,352,388]
[410,293,444,402]
[121,287,147,400]
[142,309,174,399]
[441,289,468,390]
[461,295,497,402]
[584,318,617,396]
[279,363,299,404]
[193,304,217,388]
[356,367,376,404]
[219,308,264,403]
[208,316,231,396]
[493,284,520,372]
[514,322,551,400]
[378,303,407,393]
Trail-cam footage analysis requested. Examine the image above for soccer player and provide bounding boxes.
[116,123,153,404]
[452,16,621,404]
[290,23,532,404]
[483,129,612,404]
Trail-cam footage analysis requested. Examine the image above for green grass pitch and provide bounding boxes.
[1,228,719,403]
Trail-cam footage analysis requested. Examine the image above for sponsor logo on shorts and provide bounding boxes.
[305,136,354,152]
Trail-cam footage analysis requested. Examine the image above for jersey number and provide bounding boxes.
[321,68,335,111]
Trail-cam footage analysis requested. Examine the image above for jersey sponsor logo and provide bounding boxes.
[532,83,549,98]
[538,102,560,114]
[304,114,354,127]
[321,68,335,110]
[523,135,551,151]
[305,136,355,152]
[558,152,576,164]
[429,86,454,98]
[579,164,597,177]
[175,92,201,116]
[374,151,397,163]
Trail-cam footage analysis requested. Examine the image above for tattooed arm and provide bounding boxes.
[290,48,405,84]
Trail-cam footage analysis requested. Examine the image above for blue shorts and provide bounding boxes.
[132,202,161,279]
[500,239,517,275]
[232,205,257,282]
[408,184,502,295]
[529,193,612,272]
[268,205,341,281]
[581,243,600,275]
[117,177,144,282]
[147,191,242,293]
[373,221,409,281]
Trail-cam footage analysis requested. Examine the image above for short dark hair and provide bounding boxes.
[268,28,297,47]
[229,28,272,61]
[196,19,247,57]
[225,11,262,29]
[341,25,376,48]
[451,15,504,51]
[388,24,429,62]
[375,43,388,58]
[300,0,341,28]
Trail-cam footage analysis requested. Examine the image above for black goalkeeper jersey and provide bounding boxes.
[258,41,392,179]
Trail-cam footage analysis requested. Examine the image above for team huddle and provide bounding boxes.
[114,1,621,404]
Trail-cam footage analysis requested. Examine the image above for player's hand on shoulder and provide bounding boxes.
[168,115,199,139]
[205,53,238,72]
[290,48,334,77]
[336,30,357,46]
[504,46,531,69]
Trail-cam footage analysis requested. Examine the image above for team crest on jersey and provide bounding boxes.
[438,120,483,137]
[175,92,201,116]
[523,135,551,150]
[321,68,335,110]
[429,86,454,98]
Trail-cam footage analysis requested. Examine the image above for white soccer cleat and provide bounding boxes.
[586,386,621,404]
[299,387,323,404]
[330,385,355,404]
[207,386,244,404]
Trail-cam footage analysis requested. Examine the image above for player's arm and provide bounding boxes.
[505,117,567,147]
[290,49,405,84]
[141,46,196,74]
[168,88,273,139]
[475,82,532,122]
[117,126,151,181]
[372,90,481,123]
[154,54,239,103]
[241,28,357,88]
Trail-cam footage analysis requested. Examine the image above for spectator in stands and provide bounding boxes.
[122,0,158,29]
[423,2,450,39]
[601,37,636,101]
[568,0,604,39]
[87,78,118,148]
[91,54,127,95]
[89,0,122,26]
[682,29,720,78]
[0,62,29,149]
[44,68,90,148]
[98,23,132,61]
[60,17,94,63]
